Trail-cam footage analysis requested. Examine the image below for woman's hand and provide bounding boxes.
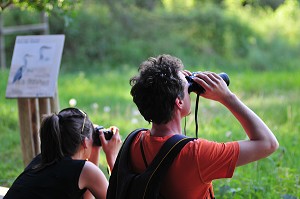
[99,126,122,171]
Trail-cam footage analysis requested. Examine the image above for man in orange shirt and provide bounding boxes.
[128,54,279,198]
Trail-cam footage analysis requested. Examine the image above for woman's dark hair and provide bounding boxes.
[36,108,93,170]
[130,54,185,124]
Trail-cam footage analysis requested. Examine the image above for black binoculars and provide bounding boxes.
[185,72,230,94]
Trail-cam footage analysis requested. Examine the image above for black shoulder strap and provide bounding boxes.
[107,128,147,199]
[140,134,194,199]
[139,133,149,168]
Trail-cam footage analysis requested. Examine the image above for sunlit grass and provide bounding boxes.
[0,68,299,197]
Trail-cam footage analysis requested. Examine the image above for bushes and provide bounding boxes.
[2,0,300,71]
[50,0,300,71]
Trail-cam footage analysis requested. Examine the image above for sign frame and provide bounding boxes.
[6,35,65,98]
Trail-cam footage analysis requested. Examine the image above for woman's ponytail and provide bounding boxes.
[36,114,64,169]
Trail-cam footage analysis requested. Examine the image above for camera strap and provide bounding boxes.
[183,93,200,138]
[195,94,200,138]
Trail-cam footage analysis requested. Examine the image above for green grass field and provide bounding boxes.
[0,68,299,198]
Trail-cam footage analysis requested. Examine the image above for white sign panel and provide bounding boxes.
[6,35,65,98]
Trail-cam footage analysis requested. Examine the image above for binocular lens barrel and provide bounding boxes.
[186,72,230,94]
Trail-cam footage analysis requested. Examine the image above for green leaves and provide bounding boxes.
[0,0,81,14]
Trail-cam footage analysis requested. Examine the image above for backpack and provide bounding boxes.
[106,128,194,199]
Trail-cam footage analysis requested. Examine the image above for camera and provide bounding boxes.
[93,126,113,146]
[185,72,230,94]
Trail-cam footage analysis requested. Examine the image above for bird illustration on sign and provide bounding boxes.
[39,45,51,61]
[12,53,32,84]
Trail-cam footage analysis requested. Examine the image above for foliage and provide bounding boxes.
[0,0,81,13]
[50,0,300,71]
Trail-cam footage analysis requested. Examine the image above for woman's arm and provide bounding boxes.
[81,126,121,199]
[83,145,102,199]
[80,161,108,199]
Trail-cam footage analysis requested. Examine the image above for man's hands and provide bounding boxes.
[182,70,233,103]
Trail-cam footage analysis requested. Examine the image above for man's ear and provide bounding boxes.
[175,97,183,109]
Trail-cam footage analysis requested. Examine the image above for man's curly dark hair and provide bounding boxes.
[130,54,185,124]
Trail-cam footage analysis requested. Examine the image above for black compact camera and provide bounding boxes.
[186,72,230,94]
[93,126,113,146]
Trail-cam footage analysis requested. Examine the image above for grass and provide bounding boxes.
[0,68,299,198]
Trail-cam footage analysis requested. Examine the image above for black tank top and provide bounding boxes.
[4,154,87,199]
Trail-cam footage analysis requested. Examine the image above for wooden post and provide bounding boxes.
[30,98,41,155]
[41,11,49,35]
[50,89,59,113]
[17,98,35,166]
[38,98,51,117]
[0,13,6,70]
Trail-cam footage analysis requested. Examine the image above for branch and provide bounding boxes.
[0,0,13,11]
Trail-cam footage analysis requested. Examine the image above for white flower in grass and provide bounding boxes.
[69,98,77,107]
[91,103,99,111]
[132,108,140,116]
[225,131,232,138]
[104,106,111,113]
[131,118,138,124]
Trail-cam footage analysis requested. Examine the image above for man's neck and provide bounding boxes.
[151,118,182,137]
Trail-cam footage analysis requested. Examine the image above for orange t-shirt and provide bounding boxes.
[130,130,240,199]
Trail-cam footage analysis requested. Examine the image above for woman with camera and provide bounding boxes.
[4,107,122,199]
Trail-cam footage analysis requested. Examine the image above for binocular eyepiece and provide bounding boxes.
[93,126,113,146]
[186,72,230,94]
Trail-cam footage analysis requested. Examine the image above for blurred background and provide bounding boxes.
[0,0,299,198]
[1,0,299,72]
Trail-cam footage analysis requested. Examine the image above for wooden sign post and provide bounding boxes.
[6,35,65,166]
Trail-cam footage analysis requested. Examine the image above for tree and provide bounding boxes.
[0,0,81,14]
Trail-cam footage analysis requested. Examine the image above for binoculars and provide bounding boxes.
[185,72,230,94]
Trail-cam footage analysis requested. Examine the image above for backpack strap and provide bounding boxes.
[139,133,149,168]
[140,134,194,199]
[107,128,147,199]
